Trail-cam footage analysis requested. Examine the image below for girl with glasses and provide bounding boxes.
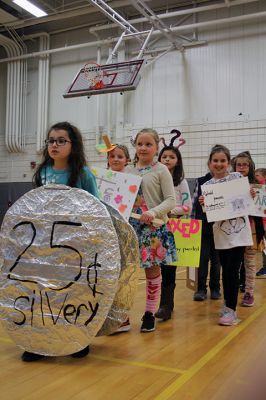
[33,121,98,197]
[232,152,264,307]
[24,122,98,363]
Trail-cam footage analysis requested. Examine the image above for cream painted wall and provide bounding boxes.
[0,3,266,183]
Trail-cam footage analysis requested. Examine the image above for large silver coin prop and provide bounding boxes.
[0,185,121,356]
[97,203,139,336]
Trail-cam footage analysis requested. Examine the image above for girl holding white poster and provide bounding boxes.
[200,145,253,326]
[232,152,264,307]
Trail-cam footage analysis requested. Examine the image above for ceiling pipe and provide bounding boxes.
[89,0,259,33]
[1,8,266,64]
[0,0,258,37]
[40,0,258,37]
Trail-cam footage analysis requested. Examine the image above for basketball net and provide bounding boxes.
[83,61,105,89]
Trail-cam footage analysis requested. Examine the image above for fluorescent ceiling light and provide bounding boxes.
[13,0,47,18]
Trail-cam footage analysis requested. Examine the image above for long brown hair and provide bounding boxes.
[232,151,256,183]
[33,122,87,187]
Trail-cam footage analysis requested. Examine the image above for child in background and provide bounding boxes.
[200,145,253,326]
[107,144,131,172]
[255,168,266,276]
[155,133,192,320]
[191,171,221,301]
[126,128,176,332]
[232,152,264,306]
[27,121,99,362]
[107,143,132,333]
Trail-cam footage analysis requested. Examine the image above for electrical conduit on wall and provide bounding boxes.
[0,34,26,153]
[36,34,50,153]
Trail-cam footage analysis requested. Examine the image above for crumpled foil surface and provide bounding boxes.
[97,203,139,336]
[0,185,121,356]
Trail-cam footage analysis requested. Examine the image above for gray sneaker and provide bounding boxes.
[193,290,207,301]
[210,290,221,300]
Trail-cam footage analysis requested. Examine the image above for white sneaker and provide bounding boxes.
[114,318,131,333]
[218,307,239,326]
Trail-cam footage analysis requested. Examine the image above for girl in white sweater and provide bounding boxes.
[126,128,176,332]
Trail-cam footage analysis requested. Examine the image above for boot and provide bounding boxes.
[155,284,175,321]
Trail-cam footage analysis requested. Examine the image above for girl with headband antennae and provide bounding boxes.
[155,129,192,320]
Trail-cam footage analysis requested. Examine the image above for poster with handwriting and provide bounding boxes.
[168,218,202,267]
[250,184,266,217]
[91,167,142,220]
[201,177,253,222]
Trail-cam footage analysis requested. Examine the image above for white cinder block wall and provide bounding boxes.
[0,3,266,183]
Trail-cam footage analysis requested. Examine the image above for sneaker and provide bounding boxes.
[114,318,131,333]
[140,311,155,332]
[219,303,226,317]
[218,307,239,326]
[193,290,207,301]
[241,292,254,307]
[239,283,245,293]
[256,267,266,276]
[71,345,90,358]
[22,351,45,362]
[210,290,221,300]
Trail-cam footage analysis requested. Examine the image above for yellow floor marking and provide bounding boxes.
[0,336,12,344]
[155,303,266,400]
[90,354,186,374]
[0,334,185,373]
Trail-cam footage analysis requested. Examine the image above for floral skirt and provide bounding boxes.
[129,217,177,269]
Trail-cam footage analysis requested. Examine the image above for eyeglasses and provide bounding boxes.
[45,138,71,146]
[236,163,249,168]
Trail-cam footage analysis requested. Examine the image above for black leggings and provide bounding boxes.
[161,265,176,286]
[218,246,245,311]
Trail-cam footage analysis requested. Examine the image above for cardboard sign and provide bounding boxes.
[186,267,198,291]
[168,218,202,268]
[91,167,142,220]
[201,177,253,222]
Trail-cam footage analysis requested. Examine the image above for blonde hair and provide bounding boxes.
[133,128,160,165]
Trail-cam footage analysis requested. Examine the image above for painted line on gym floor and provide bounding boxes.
[89,354,186,374]
[0,333,186,374]
[0,336,12,343]
[0,333,185,374]
[154,303,266,400]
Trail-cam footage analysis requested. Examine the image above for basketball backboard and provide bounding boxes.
[63,59,144,98]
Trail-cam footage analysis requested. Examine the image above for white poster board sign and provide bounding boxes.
[250,184,266,218]
[91,167,142,220]
[201,177,253,222]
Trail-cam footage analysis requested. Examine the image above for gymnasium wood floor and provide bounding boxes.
[1,257,266,400]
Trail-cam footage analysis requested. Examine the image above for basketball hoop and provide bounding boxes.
[64,59,144,98]
[83,61,105,89]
